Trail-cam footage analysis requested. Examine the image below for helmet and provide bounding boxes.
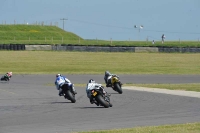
[105,71,110,76]
[7,72,12,75]
[56,74,61,77]
[89,79,95,83]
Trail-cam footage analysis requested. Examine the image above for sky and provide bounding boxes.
[0,0,199,41]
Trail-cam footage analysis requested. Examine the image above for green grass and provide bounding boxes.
[124,83,200,92]
[0,51,200,74]
[0,25,83,44]
[0,25,200,47]
[79,122,200,133]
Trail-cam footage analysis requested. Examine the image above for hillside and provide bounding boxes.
[0,25,83,44]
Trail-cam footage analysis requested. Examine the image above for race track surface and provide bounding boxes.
[1,74,200,133]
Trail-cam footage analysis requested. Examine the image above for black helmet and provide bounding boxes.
[105,71,110,76]
[89,79,95,83]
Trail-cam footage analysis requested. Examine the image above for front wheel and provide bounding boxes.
[114,83,123,94]
[96,95,110,108]
[66,90,76,103]
[1,77,8,81]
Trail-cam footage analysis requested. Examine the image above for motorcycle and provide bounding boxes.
[110,75,123,94]
[90,87,112,108]
[0,75,10,81]
[61,83,76,103]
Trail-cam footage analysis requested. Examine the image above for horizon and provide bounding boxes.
[0,0,199,41]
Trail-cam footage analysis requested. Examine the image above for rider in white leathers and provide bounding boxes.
[86,79,108,104]
[55,74,77,96]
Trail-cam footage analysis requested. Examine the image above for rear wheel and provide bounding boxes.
[114,83,123,94]
[66,90,76,103]
[96,95,109,108]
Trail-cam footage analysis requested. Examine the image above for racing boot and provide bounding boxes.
[106,83,112,87]
[119,81,123,86]
[72,87,77,94]
[58,89,63,96]
[90,97,94,104]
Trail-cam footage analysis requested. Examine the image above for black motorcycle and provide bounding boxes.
[61,83,76,103]
[90,87,112,108]
[0,75,10,81]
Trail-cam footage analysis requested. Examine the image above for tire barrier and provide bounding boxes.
[1,44,200,53]
[0,44,26,50]
[52,45,200,53]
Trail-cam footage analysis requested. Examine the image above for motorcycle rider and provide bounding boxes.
[2,72,12,81]
[104,71,122,87]
[86,79,110,105]
[55,74,77,96]
[61,74,77,94]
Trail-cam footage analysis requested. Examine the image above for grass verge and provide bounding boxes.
[124,83,200,92]
[78,122,200,133]
[0,51,200,74]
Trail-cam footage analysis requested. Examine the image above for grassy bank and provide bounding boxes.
[0,25,200,47]
[0,25,82,44]
[0,51,200,74]
[79,122,200,133]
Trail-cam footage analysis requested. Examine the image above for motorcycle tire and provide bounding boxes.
[66,90,76,103]
[114,83,123,94]
[96,95,110,108]
[1,77,8,81]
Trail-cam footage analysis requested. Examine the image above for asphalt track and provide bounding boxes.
[0,74,200,133]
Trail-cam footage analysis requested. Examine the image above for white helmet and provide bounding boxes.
[56,74,61,77]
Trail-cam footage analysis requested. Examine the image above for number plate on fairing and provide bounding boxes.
[93,91,97,96]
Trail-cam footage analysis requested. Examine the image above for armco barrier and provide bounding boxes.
[52,45,136,52]
[135,47,158,52]
[0,44,195,53]
[25,45,51,51]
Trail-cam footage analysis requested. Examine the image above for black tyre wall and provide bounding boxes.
[10,44,14,50]
[3,44,6,49]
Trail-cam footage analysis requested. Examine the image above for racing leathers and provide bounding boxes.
[86,82,107,104]
[55,75,77,96]
[62,75,77,94]
[55,75,66,96]
[104,71,121,87]
[3,72,12,81]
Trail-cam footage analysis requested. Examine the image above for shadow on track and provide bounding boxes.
[50,101,72,104]
[74,106,106,109]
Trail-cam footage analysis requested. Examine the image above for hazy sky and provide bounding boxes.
[0,0,199,41]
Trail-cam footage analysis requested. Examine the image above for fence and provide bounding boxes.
[0,37,200,47]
